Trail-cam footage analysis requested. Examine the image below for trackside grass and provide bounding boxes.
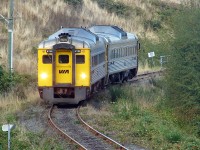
[80,80,200,149]
[0,87,73,149]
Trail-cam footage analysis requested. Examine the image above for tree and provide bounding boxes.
[166,9,200,124]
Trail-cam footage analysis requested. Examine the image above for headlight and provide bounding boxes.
[81,73,87,79]
[40,73,48,79]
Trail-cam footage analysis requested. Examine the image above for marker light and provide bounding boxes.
[81,73,87,79]
[41,73,48,79]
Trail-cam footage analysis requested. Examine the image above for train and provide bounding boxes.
[37,25,140,104]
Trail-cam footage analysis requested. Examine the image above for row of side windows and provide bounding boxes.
[42,55,85,64]
[92,52,105,67]
[110,46,137,59]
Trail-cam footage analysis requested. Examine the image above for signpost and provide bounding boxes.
[148,51,155,67]
[2,124,15,150]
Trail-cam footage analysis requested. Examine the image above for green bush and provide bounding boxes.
[144,19,162,31]
[165,130,181,143]
[0,66,36,97]
[92,0,133,18]
[165,8,200,136]
[0,66,12,93]
[64,0,83,7]
[109,85,125,102]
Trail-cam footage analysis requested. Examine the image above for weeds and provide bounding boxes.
[81,79,200,149]
[165,130,181,143]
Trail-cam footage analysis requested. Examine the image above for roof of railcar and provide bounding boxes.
[38,26,138,49]
[38,27,103,49]
[89,25,138,43]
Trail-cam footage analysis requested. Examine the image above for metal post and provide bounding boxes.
[2,124,15,150]
[152,57,155,68]
[160,56,163,69]
[8,124,11,150]
[8,0,14,75]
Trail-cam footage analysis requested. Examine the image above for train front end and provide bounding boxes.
[37,31,91,104]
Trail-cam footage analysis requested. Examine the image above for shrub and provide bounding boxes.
[144,20,162,31]
[92,0,133,18]
[0,66,12,93]
[0,66,36,98]
[109,85,125,102]
[165,130,181,143]
[165,8,200,136]
[64,0,83,7]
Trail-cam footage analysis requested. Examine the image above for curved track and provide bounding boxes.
[76,106,128,150]
[47,70,163,149]
[130,70,164,82]
[48,105,128,150]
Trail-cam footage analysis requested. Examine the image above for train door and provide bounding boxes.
[52,43,75,87]
[55,50,73,84]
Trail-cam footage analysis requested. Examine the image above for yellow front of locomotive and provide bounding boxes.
[37,32,91,104]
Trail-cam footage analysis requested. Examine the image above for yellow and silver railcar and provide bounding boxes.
[37,25,139,104]
[38,28,106,104]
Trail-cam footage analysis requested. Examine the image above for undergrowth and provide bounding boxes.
[81,80,200,149]
[92,0,133,18]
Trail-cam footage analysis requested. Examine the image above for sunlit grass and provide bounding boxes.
[138,63,162,74]
[0,0,162,74]
[0,87,39,122]
[0,87,74,149]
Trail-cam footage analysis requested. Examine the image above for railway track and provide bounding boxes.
[48,105,128,150]
[47,70,163,149]
[129,70,164,83]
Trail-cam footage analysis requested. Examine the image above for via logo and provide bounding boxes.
[59,70,69,74]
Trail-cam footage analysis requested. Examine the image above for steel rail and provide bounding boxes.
[129,70,164,82]
[137,70,164,77]
[47,105,87,150]
[76,107,128,150]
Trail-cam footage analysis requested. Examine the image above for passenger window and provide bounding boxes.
[125,48,128,56]
[43,55,52,64]
[115,49,118,58]
[99,53,105,64]
[92,57,94,67]
[94,55,98,66]
[76,55,85,64]
[111,50,114,59]
[59,55,69,63]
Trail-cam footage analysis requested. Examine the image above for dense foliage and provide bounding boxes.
[166,9,200,136]
[0,66,35,98]
[0,66,12,93]
[64,0,83,7]
[92,0,133,18]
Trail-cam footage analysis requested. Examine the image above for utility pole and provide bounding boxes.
[8,0,14,75]
[0,0,14,75]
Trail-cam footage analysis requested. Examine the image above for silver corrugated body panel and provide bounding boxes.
[89,25,138,76]
[108,56,137,74]
[91,63,107,84]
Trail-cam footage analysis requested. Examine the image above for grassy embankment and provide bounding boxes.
[80,80,200,149]
[0,0,199,149]
[80,1,200,149]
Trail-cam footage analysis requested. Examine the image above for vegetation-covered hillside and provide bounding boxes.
[0,0,188,74]
[0,0,200,149]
